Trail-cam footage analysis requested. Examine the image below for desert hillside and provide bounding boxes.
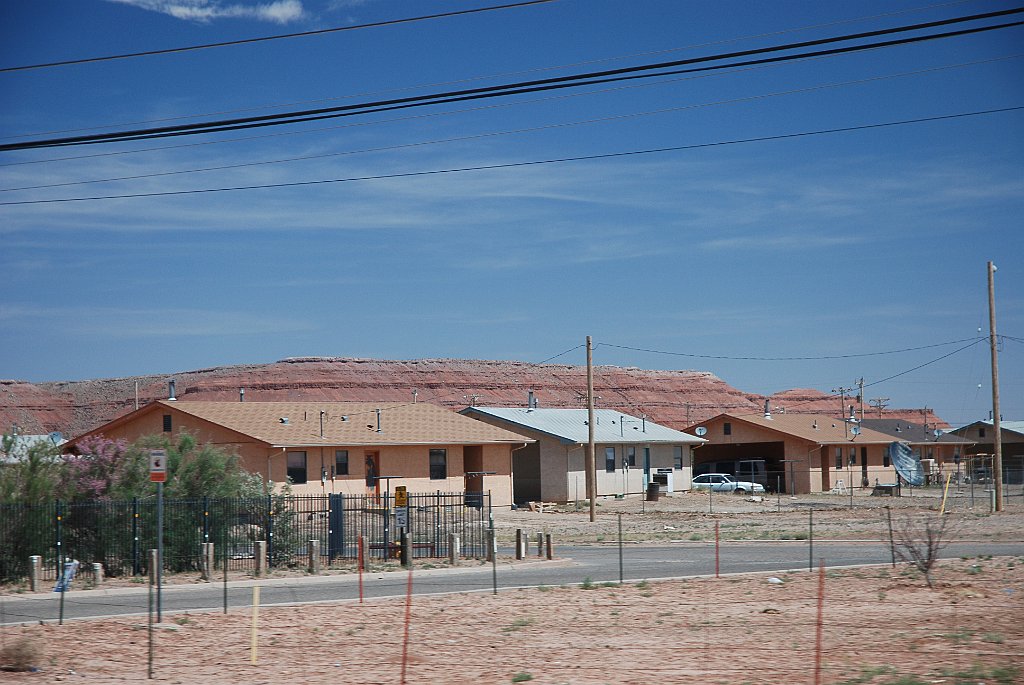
[0,357,945,439]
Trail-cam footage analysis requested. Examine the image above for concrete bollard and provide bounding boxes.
[29,555,41,592]
[92,562,104,586]
[200,542,215,581]
[308,539,320,574]
[515,529,524,560]
[400,531,411,568]
[254,540,267,576]
[546,533,553,560]
[448,533,460,566]
[536,532,544,557]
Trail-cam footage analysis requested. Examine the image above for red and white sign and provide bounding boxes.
[149,449,167,483]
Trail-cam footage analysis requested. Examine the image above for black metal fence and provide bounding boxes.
[0,492,491,583]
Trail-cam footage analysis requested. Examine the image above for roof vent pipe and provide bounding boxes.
[376,408,381,433]
[239,388,245,403]
[168,379,176,401]
[528,391,534,409]
[764,400,772,419]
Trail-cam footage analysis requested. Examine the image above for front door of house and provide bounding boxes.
[365,451,380,501]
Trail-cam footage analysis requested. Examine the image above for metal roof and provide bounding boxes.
[460,407,705,445]
[949,420,1024,437]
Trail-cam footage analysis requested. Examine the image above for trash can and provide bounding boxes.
[646,481,660,502]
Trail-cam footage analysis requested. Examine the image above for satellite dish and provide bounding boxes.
[695,426,707,437]
[49,431,63,445]
[888,442,924,486]
[933,429,944,438]
[850,425,861,437]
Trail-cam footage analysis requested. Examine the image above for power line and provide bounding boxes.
[7,55,1018,194]
[0,0,978,141]
[3,8,1022,152]
[3,106,1019,206]
[15,49,1015,171]
[599,336,987,362]
[0,0,561,74]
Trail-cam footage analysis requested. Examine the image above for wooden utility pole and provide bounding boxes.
[988,261,1003,512]
[586,336,596,523]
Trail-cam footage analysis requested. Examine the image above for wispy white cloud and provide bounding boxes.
[109,0,305,24]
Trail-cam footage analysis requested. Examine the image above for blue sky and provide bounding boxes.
[1,0,1021,427]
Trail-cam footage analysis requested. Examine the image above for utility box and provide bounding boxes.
[653,468,674,494]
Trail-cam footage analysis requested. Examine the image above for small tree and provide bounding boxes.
[890,512,952,588]
[0,435,64,504]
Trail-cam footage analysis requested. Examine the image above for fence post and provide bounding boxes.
[515,529,524,560]
[29,555,41,592]
[308,539,320,575]
[132,497,141,576]
[255,540,267,576]
[266,496,274,568]
[545,533,553,560]
[448,533,460,566]
[536,531,544,557]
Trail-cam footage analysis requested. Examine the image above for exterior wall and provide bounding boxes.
[696,416,897,494]
[81,406,516,507]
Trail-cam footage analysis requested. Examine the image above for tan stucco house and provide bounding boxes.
[63,400,533,507]
[686,412,903,494]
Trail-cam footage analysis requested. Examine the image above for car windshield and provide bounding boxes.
[721,475,736,483]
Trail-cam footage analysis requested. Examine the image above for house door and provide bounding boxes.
[464,445,484,508]
[365,451,380,501]
[820,447,831,491]
[861,447,869,487]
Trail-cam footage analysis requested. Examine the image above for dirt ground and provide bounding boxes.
[2,492,1022,684]
[1,555,1021,684]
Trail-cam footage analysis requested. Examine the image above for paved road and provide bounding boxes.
[3,540,1022,626]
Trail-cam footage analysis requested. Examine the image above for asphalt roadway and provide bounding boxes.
[3,540,1023,626]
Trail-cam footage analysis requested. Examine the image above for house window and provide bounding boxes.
[626,446,636,467]
[849,448,856,466]
[926,448,933,460]
[429,449,447,480]
[835,448,843,470]
[287,451,307,484]
[162,415,172,432]
[605,447,616,473]
[883,453,891,468]
[673,446,684,470]
[979,427,986,438]
[723,422,732,436]
[335,450,349,476]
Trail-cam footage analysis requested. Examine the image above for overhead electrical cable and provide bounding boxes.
[2,106,1018,207]
[10,57,1017,193]
[17,51,1016,170]
[0,0,978,140]
[0,0,561,73]
[599,337,987,362]
[2,7,1021,152]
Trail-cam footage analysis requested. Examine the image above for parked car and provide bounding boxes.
[691,473,765,494]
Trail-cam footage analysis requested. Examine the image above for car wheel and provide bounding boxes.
[735,487,746,494]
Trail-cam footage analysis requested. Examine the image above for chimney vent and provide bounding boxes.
[239,388,245,402]
[764,400,772,419]
[168,380,177,401]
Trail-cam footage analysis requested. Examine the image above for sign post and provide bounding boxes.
[150,449,166,622]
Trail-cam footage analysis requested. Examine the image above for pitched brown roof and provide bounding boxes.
[160,401,532,447]
[699,413,900,445]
